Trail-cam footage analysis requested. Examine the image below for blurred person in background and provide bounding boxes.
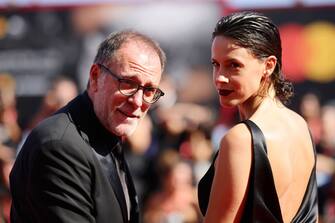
[318,101,335,159]
[0,73,19,222]
[0,145,13,223]
[27,76,79,130]
[179,128,213,185]
[0,74,21,149]
[9,30,166,223]
[299,92,322,146]
[316,100,335,222]
[198,11,318,222]
[17,76,79,154]
[321,170,335,223]
[144,149,201,223]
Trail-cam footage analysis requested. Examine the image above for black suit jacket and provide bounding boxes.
[10,92,139,223]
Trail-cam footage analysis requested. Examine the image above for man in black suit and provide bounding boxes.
[9,30,166,223]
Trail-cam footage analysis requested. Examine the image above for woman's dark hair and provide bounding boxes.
[213,11,293,104]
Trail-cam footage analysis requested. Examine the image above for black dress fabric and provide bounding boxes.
[198,119,318,222]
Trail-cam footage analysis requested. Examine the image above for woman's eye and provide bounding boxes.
[230,62,240,69]
[211,61,219,67]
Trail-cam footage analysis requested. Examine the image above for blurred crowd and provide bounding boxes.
[0,67,335,223]
[0,4,335,223]
[299,92,335,223]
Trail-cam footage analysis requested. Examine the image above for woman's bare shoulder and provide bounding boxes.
[220,122,252,151]
[215,122,254,170]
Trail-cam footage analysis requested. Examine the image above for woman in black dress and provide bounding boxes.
[198,11,318,222]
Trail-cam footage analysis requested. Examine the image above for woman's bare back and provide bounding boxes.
[251,106,315,222]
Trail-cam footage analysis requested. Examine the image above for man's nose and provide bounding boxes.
[128,89,144,107]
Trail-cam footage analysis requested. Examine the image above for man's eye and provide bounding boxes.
[144,88,156,96]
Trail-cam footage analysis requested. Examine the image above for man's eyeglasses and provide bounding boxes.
[97,63,164,104]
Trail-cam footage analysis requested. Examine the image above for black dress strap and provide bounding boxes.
[240,120,284,223]
[197,151,218,215]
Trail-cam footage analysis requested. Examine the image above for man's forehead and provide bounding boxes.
[112,42,161,67]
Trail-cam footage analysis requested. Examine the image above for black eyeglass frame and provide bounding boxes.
[97,63,165,104]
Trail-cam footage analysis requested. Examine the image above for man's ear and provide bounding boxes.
[89,64,100,92]
[263,55,277,77]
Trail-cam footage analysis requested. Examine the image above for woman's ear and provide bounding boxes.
[88,64,100,92]
[263,55,277,77]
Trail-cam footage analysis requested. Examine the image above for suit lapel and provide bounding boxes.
[123,158,139,222]
[92,150,128,223]
[108,154,129,222]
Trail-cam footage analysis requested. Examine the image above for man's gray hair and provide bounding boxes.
[94,30,166,71]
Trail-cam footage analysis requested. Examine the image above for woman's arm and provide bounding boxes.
[204,123,252,223]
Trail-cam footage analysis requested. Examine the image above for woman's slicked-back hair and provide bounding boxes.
[213,11,293,104]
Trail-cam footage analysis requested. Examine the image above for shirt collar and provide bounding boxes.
[62,91,121,156]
